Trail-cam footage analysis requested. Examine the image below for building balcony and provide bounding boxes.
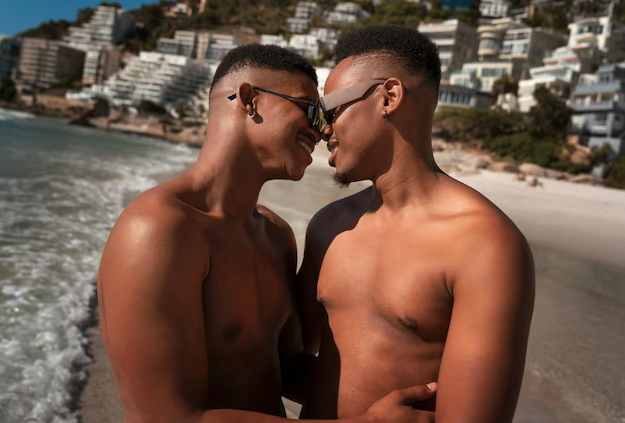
[571,101,615,112]
[574,80,622,95]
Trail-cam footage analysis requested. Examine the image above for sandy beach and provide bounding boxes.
[79,147,625,422]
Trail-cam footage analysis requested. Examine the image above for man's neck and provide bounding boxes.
[187,131,266,220]
[367,141,442,215]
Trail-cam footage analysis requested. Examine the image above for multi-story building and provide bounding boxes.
[0,36,20,80]
[260,34,289,49]
[98,52,213,107]
[450,61,523,92]
[64,5,134,52]
[568,12,625,63]
[569,64,625,156]
[196,33,241,63]
[480,0,510,18]
[165,2,193,18]
[64,5,133,86]
[324,2,371,26]
[517,44,603,111]
[419,19,479,78]
[288,1,323,33]
[82,46,123,86]
[261,34,320,59]
[17,39,85,92]
[500,27,566,70]
[289,35,321,59]
[309,27,341,49]
[157,31,197,58]
[437,83,497,110]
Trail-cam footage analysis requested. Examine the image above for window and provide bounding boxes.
[595,113,607,125]
[599,74,613,83]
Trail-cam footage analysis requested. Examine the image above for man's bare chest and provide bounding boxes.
[316,228,452,342]
[201,235,292,353]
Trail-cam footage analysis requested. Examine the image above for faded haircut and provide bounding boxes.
[210,44,318,92]
[335,25,441,92]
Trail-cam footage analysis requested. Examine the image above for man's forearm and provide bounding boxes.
[199,409,367,423]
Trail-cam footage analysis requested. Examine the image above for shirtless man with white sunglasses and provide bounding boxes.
[297,25,535,423]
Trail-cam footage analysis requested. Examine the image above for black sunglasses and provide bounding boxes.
[228,87,324,132]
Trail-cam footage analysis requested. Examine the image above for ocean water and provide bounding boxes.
[0,111,199,423]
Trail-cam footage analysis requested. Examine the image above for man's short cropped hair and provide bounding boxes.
[210,44,318,92]
[334,25,441,91]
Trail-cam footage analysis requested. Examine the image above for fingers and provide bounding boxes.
[393,382,437,404]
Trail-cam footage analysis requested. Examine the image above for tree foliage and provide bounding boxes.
[605,155,625,189]
[527,86,571,143]
[0,78,18,102]
[492,75,519,96]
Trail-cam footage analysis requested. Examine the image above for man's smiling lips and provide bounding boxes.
[327,138,339,166]
[297,133,316,155]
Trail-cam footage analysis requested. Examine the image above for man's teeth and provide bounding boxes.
[298,140,314,154]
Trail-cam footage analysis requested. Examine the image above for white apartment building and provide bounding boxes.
[100,52,213,107]
[568,14,625,63]
[477,19,526,60]
[196,33,241,63]
[419,19,478,78]
[437,84,497,110]
[17,39,85,91]
[309,27,340,49]
[64,5,133,85]
[165,3,193,18]
[289,35,321,59]
[82,46,123,86]
[260,34,289,49]
[157,31,197,58]
[64,6,133,52]
[480,0,511,18]
[261,34,320,59]
[500,27,566,70]
[450,61,522,92]
[324,2,371,26]
[287,2,323,33]
[517,43,604,112]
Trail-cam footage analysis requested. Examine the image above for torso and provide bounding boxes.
[200,211,292,415]
[301,185,481,418]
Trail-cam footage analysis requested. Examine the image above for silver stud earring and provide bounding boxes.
[383,110,388,120]
[247,109,256,119]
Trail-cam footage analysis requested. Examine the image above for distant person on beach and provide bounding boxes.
[296,26,536,423]
[97,44,436,423]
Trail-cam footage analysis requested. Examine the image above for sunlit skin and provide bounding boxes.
[97,65,437,423]
[297,55,535,423]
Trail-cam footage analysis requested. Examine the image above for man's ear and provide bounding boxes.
[380,78,404,118]
[236,82,257,116]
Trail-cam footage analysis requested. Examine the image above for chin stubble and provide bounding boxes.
[332,172,350,188]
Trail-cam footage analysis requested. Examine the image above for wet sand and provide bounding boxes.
[79,149,625,422]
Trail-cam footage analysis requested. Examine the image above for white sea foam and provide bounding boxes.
[0,122,198,423]
[0,108,35,120]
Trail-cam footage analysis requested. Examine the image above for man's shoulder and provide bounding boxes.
[309,186,372,230]
[256,204,297,251]
[108,187,209,257]
[442,180,533,288]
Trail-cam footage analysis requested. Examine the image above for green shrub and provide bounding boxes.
[605,155,625,189]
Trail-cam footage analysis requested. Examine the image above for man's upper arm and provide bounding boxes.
[296,209,333,355]
[436,221,535,423]
[98,202,210,422]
